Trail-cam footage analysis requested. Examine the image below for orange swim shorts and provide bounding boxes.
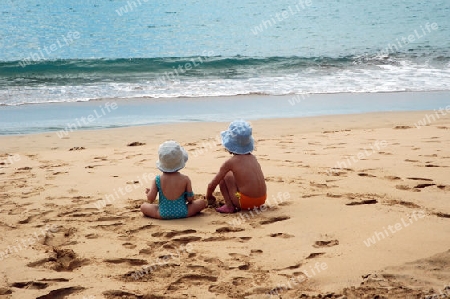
[236,192,267,210]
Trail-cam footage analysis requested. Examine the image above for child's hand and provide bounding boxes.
[206,194,216,206]
[145,188,153,203]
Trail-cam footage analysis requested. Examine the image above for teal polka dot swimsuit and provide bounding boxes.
[156,175,193,219]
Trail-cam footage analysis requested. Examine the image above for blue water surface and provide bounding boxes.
[1,0,449,60]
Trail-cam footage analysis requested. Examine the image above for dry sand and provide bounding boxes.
[0,111,449,299]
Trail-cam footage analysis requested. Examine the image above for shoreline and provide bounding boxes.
[2,89,450,105]
[1,109,450,151]
[1,91,449,136]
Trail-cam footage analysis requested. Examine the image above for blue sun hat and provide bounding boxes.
[221,120,254,154]
[156,140,188,172]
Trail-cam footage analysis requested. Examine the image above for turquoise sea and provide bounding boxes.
[0,0,449,134]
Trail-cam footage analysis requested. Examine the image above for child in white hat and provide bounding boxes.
[206,120,267,213]
[141,140,206,219]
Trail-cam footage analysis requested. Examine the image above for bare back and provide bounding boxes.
[226,154,266,197]
[159,172,191,200]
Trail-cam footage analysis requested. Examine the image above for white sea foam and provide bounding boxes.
[1,60,450,106]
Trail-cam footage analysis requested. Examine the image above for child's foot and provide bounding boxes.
[216,205,236,213]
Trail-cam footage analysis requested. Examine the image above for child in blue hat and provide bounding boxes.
[206,120,267,213]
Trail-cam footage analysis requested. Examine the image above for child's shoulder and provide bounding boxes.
[161,172,190,184]
[232,153,255,160]
[226,153,254,165]
[163,172,189,177]
[179,172,191,181]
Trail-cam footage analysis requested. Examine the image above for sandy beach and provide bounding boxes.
[0,110,449,299]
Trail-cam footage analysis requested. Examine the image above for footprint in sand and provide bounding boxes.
[313,240,339,248]
[358,173,376,178]
[378,152,393,155]
[437,185,450,191]
[269,233,294,239]
[18,215,35,224]
[12,281,48,290]
[102,290,143,298]
[407,177,433,181]
[85,233,98,239]
[151,229,197,238]
[27,248,89,272]
[122,242,137,249]
[96,216,125,221]
[93,156,108,161]
[71,195,92,203]
[310,181,329,188]
[43,227,77,247]
[171,236,202,244]
[138,248,153,255]
[264,176,284,182]
[229,253,249,259]
[216,226,245,233]
[259,216,290,225]
[35,286,85,299]
[396,185,412,191]
[58,208,100,218]
[209,274,271,297]
[276,262,302,271]
[414,183,436,189]
[103,258,147,266]
[230,277,254,287]
[405,159,419,162]
[153,236,202,250]
[434,212,450,218]
[91,222,124,232]
[17,166,32,171]
[84,165,101,169]
[239,237,252,242]
[52,171,68,176]
[328,170,350,177]
[127,141,146,146]
[326,193,343,198]
[203,236,234,242]
[386,200,421,209]
[227,253,251,270]
[346,199,377,206]
[306,252,325,259]
[167,274,218,291]
[203,236,251,244]
[250,249,263,256]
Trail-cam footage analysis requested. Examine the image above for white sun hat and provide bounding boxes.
[156,140,188,172]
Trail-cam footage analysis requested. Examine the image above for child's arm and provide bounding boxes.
[206,160,232,200]
[185,177,194,203]
[145,179,158,203]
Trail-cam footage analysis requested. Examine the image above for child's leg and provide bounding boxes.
[187,199,207,217]
[218,172,240,211]
[140,203,163,219]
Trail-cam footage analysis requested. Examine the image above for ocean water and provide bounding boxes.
[0,0,450,134]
